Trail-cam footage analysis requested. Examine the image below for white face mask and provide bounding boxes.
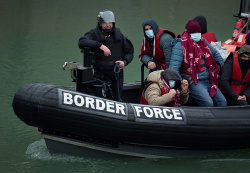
[145,30,154,38]
[169,80,176,88]
[190,33,201,42]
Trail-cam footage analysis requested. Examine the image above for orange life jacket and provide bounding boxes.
[222,33,247,54]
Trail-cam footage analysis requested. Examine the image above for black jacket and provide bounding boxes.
[78,26,134,66]
[220,53,250,100]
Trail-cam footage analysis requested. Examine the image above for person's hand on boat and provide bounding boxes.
[237,95,247,101]
[115,61,125,69]
[148,62,156,69]
[100,44,111,56]
[181,79,189,92]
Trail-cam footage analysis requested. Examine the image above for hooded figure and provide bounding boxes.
[139,19,176,71]
[142,19,159,41]
[220,45,250,106]
[193,15,217,43]
[193,15,207,34]
[140,68,189,106]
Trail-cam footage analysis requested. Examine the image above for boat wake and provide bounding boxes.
[26,139,89,162]
[201,158,250,162]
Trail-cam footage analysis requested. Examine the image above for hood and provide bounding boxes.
[161,68,181,82]
[142,19,159,39]
[147,70,163,84]
[147,69,181,89]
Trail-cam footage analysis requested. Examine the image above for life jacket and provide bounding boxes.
[180,56,206,75]
[92,27,124,69]
[202,31,217,44]
[230,51,250,95]
[140,82,165,105]
[222,33,247,53]
[142,28,176,69]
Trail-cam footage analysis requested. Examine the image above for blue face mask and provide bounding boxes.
[145,30,154,38]
[169,80,176,88]
[190,33,201,42]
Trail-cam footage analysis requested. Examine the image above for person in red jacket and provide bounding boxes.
[220,45,250,105]
[139,19,176,72]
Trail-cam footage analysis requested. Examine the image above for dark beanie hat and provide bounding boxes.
[186,20,201,35]
[193,15,207,34]
[245,32,250,45]
[239,45,250,55]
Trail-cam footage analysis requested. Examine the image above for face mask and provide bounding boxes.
[145,30,154,38]
[169,80,176,88]
[241,59,250,69]
[190,33,201,42]
[103,29,113,35]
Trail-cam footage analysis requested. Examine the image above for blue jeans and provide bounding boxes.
[189,80,227,107]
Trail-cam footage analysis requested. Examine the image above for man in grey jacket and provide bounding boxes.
[139,19,176,72]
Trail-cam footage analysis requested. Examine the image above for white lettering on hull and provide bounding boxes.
[61,89,185,122]
[62,91,126,116]
[133,106,183,121]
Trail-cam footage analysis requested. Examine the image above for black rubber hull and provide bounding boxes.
[12,83,250,150]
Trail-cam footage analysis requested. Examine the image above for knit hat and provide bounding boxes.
[193,15,207,34]
[239,44,250,55]
[245,32,250,45]
[186,20,201,35]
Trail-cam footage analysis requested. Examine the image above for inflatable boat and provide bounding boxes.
[12,59,250,159]
[12,0,250,158]
[12,80,250,158]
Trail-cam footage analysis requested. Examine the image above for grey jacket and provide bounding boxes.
[141,19,174,68]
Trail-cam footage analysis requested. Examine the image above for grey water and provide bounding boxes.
[2,0,250,172]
